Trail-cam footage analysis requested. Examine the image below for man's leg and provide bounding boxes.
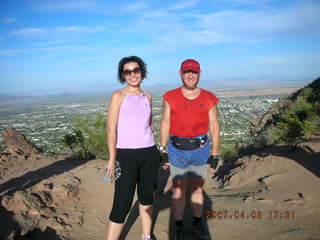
[171,177,188,239]
[189,175,210,239]
[172,178,188,221]
[189,177,205,218]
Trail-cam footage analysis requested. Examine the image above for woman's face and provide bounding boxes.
[122,61,142,87]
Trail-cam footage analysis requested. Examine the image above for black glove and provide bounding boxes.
[160,152,169,165]
[207,155,221,169]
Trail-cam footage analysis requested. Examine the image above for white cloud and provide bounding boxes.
[34,0,98,11]
[10,25,108,39]
[168,0,199,10]
[153,29,230,49]
[248,56,287,64]
[112,0,320,51]
[197,1,320,41]
[11,28,48,37]
[0,45,105,57]
[3,18,17,24]
[211,0,275,6]
[4,0,320,55]
[121,1,149,12]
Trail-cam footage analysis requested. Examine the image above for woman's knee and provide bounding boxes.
[109,200,133,223]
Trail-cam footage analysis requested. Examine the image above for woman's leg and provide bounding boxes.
[107,149,139,240]
[139,203,154,236]
[137,146,160,237]
[106,221,124,240]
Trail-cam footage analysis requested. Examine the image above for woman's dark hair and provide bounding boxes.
[117,56,148,84]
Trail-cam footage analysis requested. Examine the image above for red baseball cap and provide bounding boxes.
[180,59,201,73]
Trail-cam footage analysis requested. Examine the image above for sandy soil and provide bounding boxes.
[0,136,319,240]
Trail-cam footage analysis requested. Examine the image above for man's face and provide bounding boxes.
[180,70,200,90]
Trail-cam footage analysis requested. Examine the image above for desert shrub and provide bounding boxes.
[286,98,315,122]
[0,144,6,151]
[221,147,238,162]
[61,128,94,159]
[61,113,107,159]
[274,99,316,148]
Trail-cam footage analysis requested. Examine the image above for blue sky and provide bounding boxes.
[1,0,320,95]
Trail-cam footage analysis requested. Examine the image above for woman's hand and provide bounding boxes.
[105,161,116,179]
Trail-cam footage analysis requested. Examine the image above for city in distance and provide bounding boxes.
[0,81,308,154]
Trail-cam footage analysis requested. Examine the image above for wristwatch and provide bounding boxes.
[212,155,221,160]
[159,145,167,152]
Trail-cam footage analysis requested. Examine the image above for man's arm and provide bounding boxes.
[160,99,170,147]
[208,104,221,173]
[208,104,220,155]
[160,99,170,168]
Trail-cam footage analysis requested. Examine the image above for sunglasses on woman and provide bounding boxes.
[123,67,141,76]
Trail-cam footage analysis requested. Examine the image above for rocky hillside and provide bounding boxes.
[0,129,85,239]
[0,78,319,240]
[239,77,320,154]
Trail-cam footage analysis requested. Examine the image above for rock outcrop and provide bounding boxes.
[241,77,320,153]
[0,130,84,240]
[1,129,42,155]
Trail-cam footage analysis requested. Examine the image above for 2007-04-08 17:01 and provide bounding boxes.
[205,210,295,220]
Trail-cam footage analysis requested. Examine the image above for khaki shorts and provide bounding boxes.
[170,163,207,180]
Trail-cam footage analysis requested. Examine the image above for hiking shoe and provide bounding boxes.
[172,226,184,240]
[141,236,151,240]
[192,222,210,239]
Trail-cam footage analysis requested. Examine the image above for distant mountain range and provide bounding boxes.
[0,77,314,99]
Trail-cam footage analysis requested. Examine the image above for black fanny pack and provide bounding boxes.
[170,135,208,151]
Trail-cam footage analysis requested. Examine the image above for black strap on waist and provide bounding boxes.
[170,135,208,151]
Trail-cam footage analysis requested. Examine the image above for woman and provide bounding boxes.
[106,56,160,240]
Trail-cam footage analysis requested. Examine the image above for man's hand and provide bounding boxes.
[207,155,221,175]
[160,152,170,170]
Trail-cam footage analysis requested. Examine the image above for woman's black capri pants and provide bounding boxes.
[109,145,160,224]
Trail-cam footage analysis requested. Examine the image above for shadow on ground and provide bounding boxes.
[119,166,214,240]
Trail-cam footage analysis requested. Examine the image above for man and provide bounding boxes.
[159,59,221,240]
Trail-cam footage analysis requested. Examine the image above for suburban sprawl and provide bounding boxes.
[0,91,284,154]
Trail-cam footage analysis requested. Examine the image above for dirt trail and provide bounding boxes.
[1,137,319,240]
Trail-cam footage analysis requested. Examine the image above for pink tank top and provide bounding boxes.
[116,91,155,149]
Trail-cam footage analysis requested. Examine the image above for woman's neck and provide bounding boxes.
[124,85,142,95]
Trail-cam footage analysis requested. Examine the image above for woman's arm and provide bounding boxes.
[106,91,123,176]
[145,91,154,132]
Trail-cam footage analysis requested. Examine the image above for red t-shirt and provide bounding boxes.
[163,87,219,137]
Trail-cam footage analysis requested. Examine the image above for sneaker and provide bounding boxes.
[141,235,151,240]
[173,226,184,240]
[192,222,210,239]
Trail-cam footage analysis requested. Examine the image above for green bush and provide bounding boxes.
[286,98,315,122]
[274,98,316,148]
[61,113,108,159]
[221,147,238,162]
[0,144,6,152]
